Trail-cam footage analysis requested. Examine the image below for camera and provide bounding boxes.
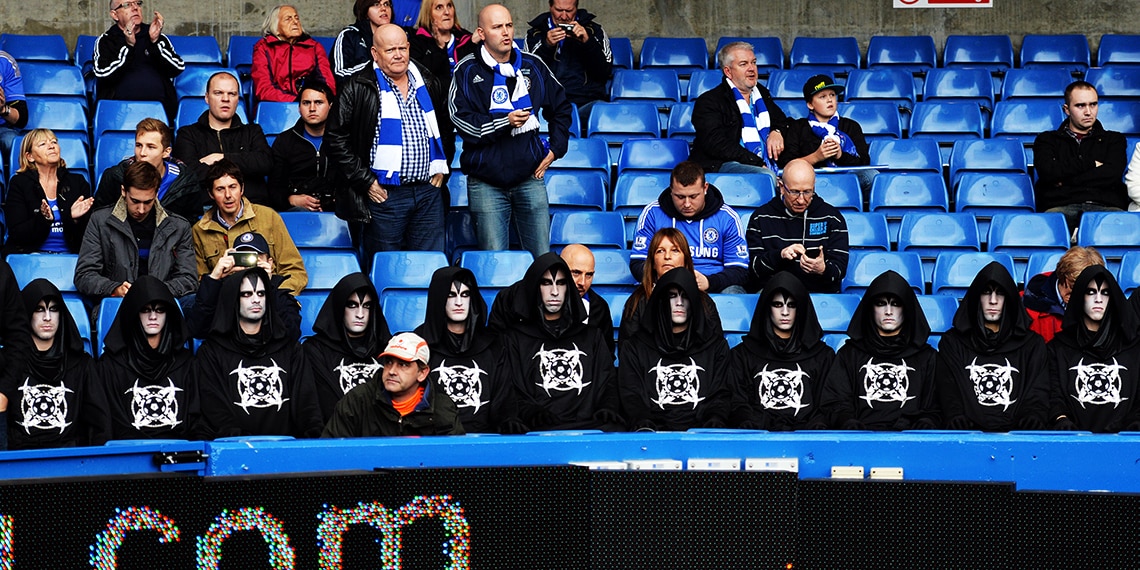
[230,251,259,267]
[558,23,575,32]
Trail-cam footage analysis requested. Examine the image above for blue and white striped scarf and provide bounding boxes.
[733,78,775,170]
[809,114,858,167]
[370,61,448,186]
[482,45,539,135]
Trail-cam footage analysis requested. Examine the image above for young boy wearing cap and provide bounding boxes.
[322,332,465,437]
[778,74,875,194]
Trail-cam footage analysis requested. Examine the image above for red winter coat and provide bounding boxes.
[251,33,336,102]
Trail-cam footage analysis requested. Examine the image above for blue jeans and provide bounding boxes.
[467,175,551,258]
[364,182,445,262]
[719,161,775,178]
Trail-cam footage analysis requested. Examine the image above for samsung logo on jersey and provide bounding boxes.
[809,222,827,236]
[692,246,720,258]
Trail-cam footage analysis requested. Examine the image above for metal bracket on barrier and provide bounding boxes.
[153,450,207,471]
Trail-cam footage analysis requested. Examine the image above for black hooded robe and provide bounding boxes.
[728,272,834,430]
[0,259,31,449]
[302,273,391,422]
[192,268,323,439]
[1047,266,1140,432]
[498,253,622,431]
[618,267,731,431]
[415,267,507,433]
[937,262,1049,431]
[820,270,940,430]
[90,275,196,442]
[2,279,93,450]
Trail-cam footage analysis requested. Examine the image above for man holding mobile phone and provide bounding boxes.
[747,159,849,293]
[525,0,612,121]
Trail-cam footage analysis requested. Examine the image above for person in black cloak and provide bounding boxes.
[415,266,506,433]
[1,279,92,449]
[820,270,939,430]
[0,259,31,450]
[192,267,322,439]
[303,272,391,422]
[1049,265,1140,432]
[498,252,622,432]
[937,262,1049,431]
[90,275,195,442]
[728,271,832,430]
[618,267,729,431]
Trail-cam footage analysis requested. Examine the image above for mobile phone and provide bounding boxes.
[806,246,822,259]
[558,23,575,32]
[230,251,258,267]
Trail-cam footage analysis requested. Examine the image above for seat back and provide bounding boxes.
[947,139,1027,188]
[381,289,428,333]
[17,62,86,102]
[25,96,89,136]
[610,68,681,104]
[922,68,994,109]
[990,100,1066,142]
[544,171,607,213]
[1117,251,1140,296]
[866,36,937,72]
[254,101,301,138]
[591,249,638,295]
[954,172,1036,237]
[1096,100,1140,136]
[710,293,759,334]
[987,212,1069,278]
[931,252,1016,298]
[841,212,890,251]
[908,101,985,147]
[897,212,982,281]
[639,37,708,74]
[706,172,775,222]
[95,297,124,357]
[610,37,634,69]
[0,34,69,62]
[1087,66,1140,100]
[1076,211,1140,266]
[174,67,239,102]
[168,35,224,66]
[369,251,448,299]
[549,212,626,249]
[666,102,696,141]
[842,251,924,295]
[943,35,1014,72]
[1024,251,1066,286]
[279,212,352,248]
[869,139,942,172]
[93,99,165,139]
[1097,34,1140,67]
[298,250,362,290]
[839,101,902,141]
[616,138,689,175]
[814,173,862,212]
[1020,34,1090,72]
[459,250,533,289]
[917,294,960,333]
[612,172,670,239]
[8,253,80,290]
[686,70,724,100]
[845,68,916,108]
[813,293,861,334]
[789,37,860,74]
[586,102,661,141]
[94,133,137,181]
[1001,68,1073,100]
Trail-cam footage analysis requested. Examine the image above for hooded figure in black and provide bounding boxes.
[1,279,92,449]
[192,267,322,439]
[937,262,1049,431]
[729,271,833,430]
[820,270,939,430]
[618,268,730,431]
[0,260,31,450]
[415,266,506,433]
[499,252,622,432]
[303,273,391,422]
[90,276,195,442]
[1048,265,1140,432]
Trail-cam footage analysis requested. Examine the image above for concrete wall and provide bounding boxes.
[10,0,1140,58]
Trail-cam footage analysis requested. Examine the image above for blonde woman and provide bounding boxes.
[4,129,94,253]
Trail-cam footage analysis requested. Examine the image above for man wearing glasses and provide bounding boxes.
[94,0,185,122]
[747,159,849,293]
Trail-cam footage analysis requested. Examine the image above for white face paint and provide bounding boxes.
[770,292,796,338]
[981,284,1005,324]
[668,287,690,329]
[873,296,903,336]
[539,269,568,317]
[238,278,267,324]
[31,299,60,344]
[343,291,373,338]
[1083,282,1110,331]
[139,303,168,339]
[447,281,471,323]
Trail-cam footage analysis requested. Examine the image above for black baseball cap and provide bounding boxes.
[803,74,844,101]
[234,232,269,254]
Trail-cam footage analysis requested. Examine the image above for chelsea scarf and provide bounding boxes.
[370,61,448,186]
[482,45,539,135]
[733,78,776,170]
[808,114,858,166]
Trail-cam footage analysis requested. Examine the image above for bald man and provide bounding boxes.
[747,159,849,292]
[562,244,614,355]
[326,23,449,271]
[449,4,574,259]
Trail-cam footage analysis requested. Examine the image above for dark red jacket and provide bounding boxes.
[251,33,336,102]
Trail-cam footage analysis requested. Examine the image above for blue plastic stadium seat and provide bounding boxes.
[586,102,660,142]
[666,102,696,141]
[823,333,848,352]
[610,69,681,105]
[845,69,916,110]
[612,171,671,239]
[299,251,362,290]
[61,296,92,354]
[545,172,607,212]
[789,37,860,75]
[8,253,79,291]
[897,213,982,281]
[1096,100,1140,136]
[168,35,223,66]
[767,69,829,100]
[1023,251,1065,285]
[639,37,708,74]
[94,133,137,181]
[713,37,784,74]
[447,172,467,208]
[839,101,902,141]
[18,62,86,103]
[25,96,88,136]
[813,293,861,334]
[869,139,941,173]
[381,289,428,333]
[843,212,890,251]
[460,250,533,289]
[536,101,581,138]
[610,37,634,69]
[445,210,477,263]
[930,252,1016,298]
[295,291,325,339]
[1086,66,1140,100]
[948,139,1027,188]
[943,35,1014,72]
[917,294,959,333]
[369,251,448,299]
[174,67,239,102]
[706,172,776,222]
[710,293,759,334]
[176,98,249,131]
[1117,251,1140,296]
[254,101,300,138]
[1001,68,1073,100]
[93,99,165,139]
[814,173,862,212]
[842,251,924,296]
[686,70,723,101]
[922,68,993,110]
[1098,34,1140,67]
[550,211,626,249]
[590,249,638,295]
[987,213,1069,279]
[550,137,609,174]
[1076,211,1140,269]
[954,172,1035,239]
[75,34,98,65]
[990,100,1066,145]
[226,35,259,69]
[1020,34,1090,73]
[279,212,352,248]
[95,297,124,357]
[908,101,985,160]
[616,138,689,175]
[866,36,936,73]
[0,34,68,62]
[868,171,950,241]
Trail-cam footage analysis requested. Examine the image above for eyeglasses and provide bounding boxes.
[113,0,143,10]
[783,189,814,198]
